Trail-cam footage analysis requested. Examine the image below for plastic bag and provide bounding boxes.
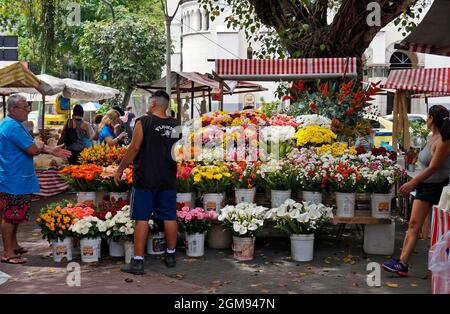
[428,230,450,294]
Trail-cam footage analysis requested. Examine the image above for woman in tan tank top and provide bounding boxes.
[383,105,450,277]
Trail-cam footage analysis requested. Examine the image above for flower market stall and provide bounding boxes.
[36,57,409,264]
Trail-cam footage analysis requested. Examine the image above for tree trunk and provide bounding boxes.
[122,87,133,109]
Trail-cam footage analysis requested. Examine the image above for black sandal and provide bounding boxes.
[14,247,28,255]
[1,256,27,264]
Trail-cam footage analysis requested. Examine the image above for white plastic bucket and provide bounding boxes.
[203,193,224,213]
[109,240,125,257]
[235,188,256,204]
[335,192,356,217]
[271,190,292,208]
[77,192,96,207]
[80,237,101,263]
[371,193,392,218]
[363,222,395,255]
[302,191,323,205]
[124,241,134,264]
[177,193,195,208]
[290,234,315,262]
[52,237,73,262]
[146,232,166,255]
[185,232,205,257]
[232,236,255,261]
[109,192,129,202]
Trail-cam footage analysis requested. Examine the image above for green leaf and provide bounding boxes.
[320,44,326,51]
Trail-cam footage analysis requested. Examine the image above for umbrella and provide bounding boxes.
[82,102,101,112]
[82,102,101,124]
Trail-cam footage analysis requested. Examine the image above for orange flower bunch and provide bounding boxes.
[36,203,77,242]
[60,164,104,191]
[79,144,126,166]
[61,164,103,181]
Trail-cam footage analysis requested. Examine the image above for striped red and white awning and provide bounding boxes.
[215,58,357,81]
[34,169,69,197]
[384,68,450,96]
[397,43,450,57]
[396,0,450,58]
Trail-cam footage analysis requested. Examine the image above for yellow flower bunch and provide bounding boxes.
[316,142,357,156]
[36,204,77,242]
[79,144,127,166]
[295,126,337,147]
[191,163,232,193]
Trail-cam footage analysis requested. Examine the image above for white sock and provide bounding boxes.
[166,248,176,254]
[133,256,144,260]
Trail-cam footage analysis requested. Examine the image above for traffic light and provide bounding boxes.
[101,66,110,81]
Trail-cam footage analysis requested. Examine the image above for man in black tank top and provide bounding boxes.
[114,90,181,274]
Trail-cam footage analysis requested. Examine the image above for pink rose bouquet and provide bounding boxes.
[177,206,218,234]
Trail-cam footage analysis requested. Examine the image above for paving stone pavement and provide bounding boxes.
[0,193,431,294]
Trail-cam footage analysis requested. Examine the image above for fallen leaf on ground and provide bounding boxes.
[175,273,185,280]
[287,291,298,294]
[250,284,260,287]
[343,255,359,264]
[212,280,221,284]
[323,257,332,264]
[298,272,307,277]
[260,289,269,293]
[386,282,399,288]
[410,284,418,288]
[352,282,359,287]
[383,256,392,259]
[125,278,133,283]
[47,268,56,273]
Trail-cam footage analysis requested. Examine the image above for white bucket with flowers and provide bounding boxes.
[104,206,135,262]
[218,203,268,261]
[177,206,217,257]
[266,199,334,262]
[69,216,107,263]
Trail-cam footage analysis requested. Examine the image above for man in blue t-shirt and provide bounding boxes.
[0,95,71,265]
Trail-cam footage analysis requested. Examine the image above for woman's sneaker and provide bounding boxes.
[382,259,409,277]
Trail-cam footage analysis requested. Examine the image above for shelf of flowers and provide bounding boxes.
[59,145,132,206]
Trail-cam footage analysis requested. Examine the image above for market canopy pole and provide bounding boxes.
[176,73,181,124]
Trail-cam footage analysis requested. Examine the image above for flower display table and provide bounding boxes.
[34,168,69,197]
[331,210,393,254]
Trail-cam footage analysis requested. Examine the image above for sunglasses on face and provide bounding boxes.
[15,104,32,111]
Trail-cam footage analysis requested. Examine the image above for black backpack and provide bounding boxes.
[59,119,78,146]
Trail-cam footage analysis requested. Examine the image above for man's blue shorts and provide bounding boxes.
[130,188,177,221]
